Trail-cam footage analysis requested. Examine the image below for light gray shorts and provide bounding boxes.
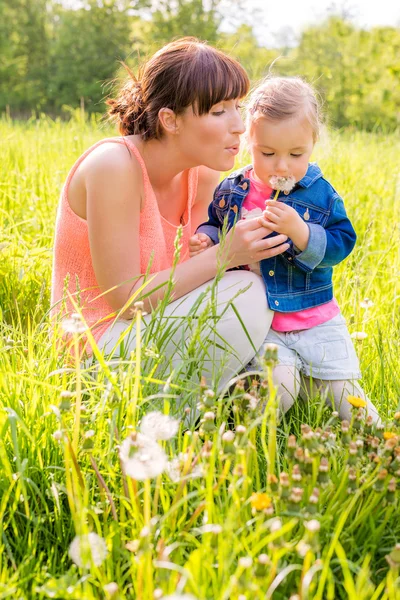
[259,313,362,380]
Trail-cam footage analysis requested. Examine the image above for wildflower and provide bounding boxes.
[305,519,320,533]
[166,453,203,483]
[104,582,119,597]
[296,540,311,557]
[384,431,397,440]
[360,298,374,309]
[52,430,63,441]
[236,425,247,436]
[163,595,198,600]
[347,396,367,408]
[250,492,272,511]
[350,331,368,340]
[139,411,179,441]
[262,343,279,366]
[373,468,388,492]
[269,175,296,195]
[386,478,397,503]
[61,313,88,334]
[68,532,108,568]
[196,524,223,534]
[238,556,253,568]
[119,432,168,480]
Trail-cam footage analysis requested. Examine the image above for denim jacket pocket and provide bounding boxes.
[285,199,328,225]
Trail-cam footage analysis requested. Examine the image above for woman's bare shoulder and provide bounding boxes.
[80,139,141,175]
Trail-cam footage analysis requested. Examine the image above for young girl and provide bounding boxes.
[189,76,380,422]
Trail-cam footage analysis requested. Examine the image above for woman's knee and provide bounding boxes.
[222,272,271,348]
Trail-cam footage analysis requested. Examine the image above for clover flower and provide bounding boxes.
[139,411,179,441]
[68,532,108,568]
[119,432,168,480]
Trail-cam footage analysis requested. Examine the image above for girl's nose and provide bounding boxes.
[275,157,289,174]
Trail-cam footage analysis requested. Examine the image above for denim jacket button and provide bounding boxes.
[269,270,274,276]
[274,300,279,306]
[232,205,238,214]
[219,198,226,208]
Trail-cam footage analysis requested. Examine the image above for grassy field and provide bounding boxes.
[0,115,400,599]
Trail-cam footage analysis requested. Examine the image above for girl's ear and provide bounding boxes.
[158,108,179,135]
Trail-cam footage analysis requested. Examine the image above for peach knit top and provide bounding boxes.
[51,136,198,353]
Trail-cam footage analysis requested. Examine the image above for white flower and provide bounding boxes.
[195,524,223,534]
[120,432,168,480]
[304,519,321,533]
[166,453,203,483]
[52,429,63,441]
[103,582,118,597]
[239,556,253,568]
[61,313,88,334]
[360,298,374,309]
[269,175,296,194]
[350,331,368,340]
[68,532,108,568]
[163,595,198,600]
[140,411,179,441]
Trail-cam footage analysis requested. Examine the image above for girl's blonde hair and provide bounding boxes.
[246,76,323,141]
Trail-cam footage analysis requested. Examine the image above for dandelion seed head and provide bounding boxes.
[52,430,63,441]
[238,556,253,568]
[103,582,118,597]
[119,432,168,480]
[305,519,321,533]
[222,430,235,443]
[61,313,88,334]
[269,175,296,194]
[350,331,368,340]
[140,411,179,441]
[360,298,374,309]
[68,532,108,568]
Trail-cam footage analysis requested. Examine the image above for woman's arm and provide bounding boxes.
[85,149,289,315]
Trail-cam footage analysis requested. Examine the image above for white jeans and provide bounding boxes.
[96,271,273,393]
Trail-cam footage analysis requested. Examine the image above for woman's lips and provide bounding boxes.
[226,146,239,155]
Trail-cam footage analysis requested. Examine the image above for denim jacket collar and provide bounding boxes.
[227,162,323,189]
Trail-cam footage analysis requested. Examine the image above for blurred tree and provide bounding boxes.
[48,0,138,111]
[0,0,50,113]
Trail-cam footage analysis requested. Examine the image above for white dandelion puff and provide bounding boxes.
[350,331,368,340]
[163,595,198,600]
[61,313,88,334]
[68,532,108,568]
[140,411,179,441]
[238,556,253,568]
[269,175,296,195]
[360,298,374,309]
[119,432,168,480]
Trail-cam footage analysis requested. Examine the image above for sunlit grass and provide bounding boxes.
[0,115,399,599]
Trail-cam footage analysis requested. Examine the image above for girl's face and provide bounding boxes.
[176,99,246,171]
[247,114,315,185]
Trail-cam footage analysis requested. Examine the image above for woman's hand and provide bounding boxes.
[221,218,289,269]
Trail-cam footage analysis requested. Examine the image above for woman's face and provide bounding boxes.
[176,99,246,171]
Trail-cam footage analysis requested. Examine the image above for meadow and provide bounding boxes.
[0,115,400,599]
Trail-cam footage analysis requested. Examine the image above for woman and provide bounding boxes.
[51,37,289,390]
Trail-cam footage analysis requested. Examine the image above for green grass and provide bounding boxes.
[0,114,400,599]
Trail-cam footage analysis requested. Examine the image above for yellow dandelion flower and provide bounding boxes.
[347,396,367,408]
[384,432,397,440]
[250,492,272,511]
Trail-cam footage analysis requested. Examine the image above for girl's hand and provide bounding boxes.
[260,200,310,251]
[189,233,214,257]
[222,218,289,269]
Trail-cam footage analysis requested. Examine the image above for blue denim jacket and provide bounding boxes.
[196,163,356,312]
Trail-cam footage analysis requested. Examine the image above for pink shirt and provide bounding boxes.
[242,169,340,332]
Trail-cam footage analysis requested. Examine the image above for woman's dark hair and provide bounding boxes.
[107,37,249,141]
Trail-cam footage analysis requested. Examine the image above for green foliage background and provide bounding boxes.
[1,0,400,131]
